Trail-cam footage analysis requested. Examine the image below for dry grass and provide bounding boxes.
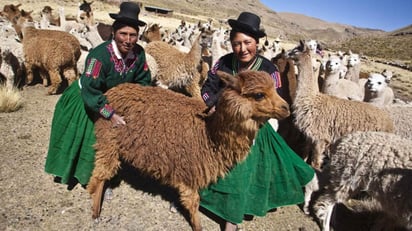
[0,85,24,112]
[331,35,412,62]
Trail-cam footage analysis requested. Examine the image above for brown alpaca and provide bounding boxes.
[141,23,163,43]
[41,6,60,26]
[19,20,81,94]
[272,49,297,105]
[0,3,22,23]
[88,70,290,231]
[272,49,309,160]
[145,33,206,100]
[77,0,112,41]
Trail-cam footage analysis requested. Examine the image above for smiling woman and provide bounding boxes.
[44,1,152,189]
[199,11,316,231]
[111,22,140,56]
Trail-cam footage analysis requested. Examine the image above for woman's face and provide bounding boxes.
[113,26,139,55]
[231,32,258,63]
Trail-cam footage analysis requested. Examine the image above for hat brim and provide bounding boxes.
[228,19,266,38]
[109,13,146,27]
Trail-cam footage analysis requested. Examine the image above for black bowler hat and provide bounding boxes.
[228,12,266,38]
[109,2,146,27]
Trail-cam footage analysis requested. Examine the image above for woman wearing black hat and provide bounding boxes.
[45,2,151,190]
[199,12,315,231]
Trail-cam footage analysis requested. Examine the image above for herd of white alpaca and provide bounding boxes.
[1,2,411,230]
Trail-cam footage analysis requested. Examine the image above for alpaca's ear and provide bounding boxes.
[216,71,239,90]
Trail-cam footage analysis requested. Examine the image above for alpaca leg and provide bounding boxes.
[42,77,48,87]
[40,70,48,87]
[323,203,335,231]
[1,63,14,90]
[90,179,105,220]
[314,194,335,231]
[303,173,319,214]
[87,144,121,219]
[63,67,78,86]
[312,142,326,170]
[47,69,62,95]
[177,184,202,231]
[25,63,34,85]
[88,165,119,219]
[302,141,312,162]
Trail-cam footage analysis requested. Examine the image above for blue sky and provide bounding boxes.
[260,0,412,32]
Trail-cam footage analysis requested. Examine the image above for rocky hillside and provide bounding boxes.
[6,0,412,64]
[137,0,386,40]
[136,0,411,63]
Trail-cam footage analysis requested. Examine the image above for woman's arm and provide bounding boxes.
[201,59,226,108]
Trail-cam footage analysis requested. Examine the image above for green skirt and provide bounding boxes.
[44,80,96,186]
[199,122,315,224]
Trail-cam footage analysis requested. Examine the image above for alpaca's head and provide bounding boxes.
[41,6,53,15]
[78,0,93,21]
[79,0,93,13]
[12,10,34,40]
[347,53,360,67]
[365,73,389,94]
[215,70,290,125]
[287,40,312,66]
[325,55,342,74]
[141,23,162,42]
[381,69,393,80]
[0,4,22,22]
[305,40,317,54]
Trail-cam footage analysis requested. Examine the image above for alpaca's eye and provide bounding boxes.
[253,93,265,101]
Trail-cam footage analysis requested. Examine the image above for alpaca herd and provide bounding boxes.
[1,2,411,231]
[288,41,395,169]
[288,42,412,231]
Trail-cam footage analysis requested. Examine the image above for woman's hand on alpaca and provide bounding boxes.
[207,106,216,115]
[110,113,126,127]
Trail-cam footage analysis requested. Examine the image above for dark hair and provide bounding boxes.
[112,20,139,33]
[229,28,260,43]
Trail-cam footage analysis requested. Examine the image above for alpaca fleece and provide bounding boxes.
[145,33,205,99]
[88,70,290,231]
[21,25,80,94]
[313,131,412,231]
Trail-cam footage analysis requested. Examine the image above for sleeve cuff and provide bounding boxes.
[99,104,115,119]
